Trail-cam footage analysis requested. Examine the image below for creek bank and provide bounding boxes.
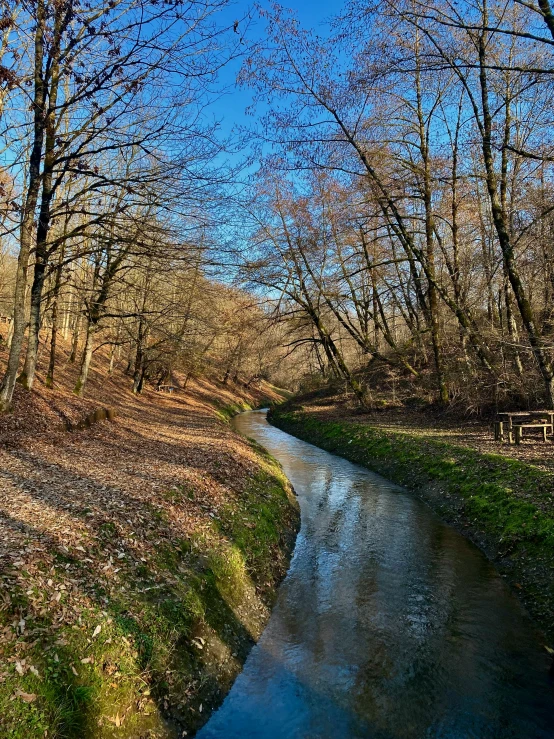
[0,380,299,739]
[269,403,554,647]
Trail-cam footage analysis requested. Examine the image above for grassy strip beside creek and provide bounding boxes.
[212,386,294,422]
[0,434,299,739]
[270,405,554,645]
[212,400,252,423]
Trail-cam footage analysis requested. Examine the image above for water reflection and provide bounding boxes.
[197,410,554,739]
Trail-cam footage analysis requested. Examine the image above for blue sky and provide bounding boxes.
[208,0,343,164]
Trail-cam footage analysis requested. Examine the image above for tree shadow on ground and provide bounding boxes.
[0,446,291,737]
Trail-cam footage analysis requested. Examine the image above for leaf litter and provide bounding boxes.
[0,359,298,738]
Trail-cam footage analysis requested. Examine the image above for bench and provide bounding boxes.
[513,422,553,445]
[494,410,554,444]
[156,385,177,394]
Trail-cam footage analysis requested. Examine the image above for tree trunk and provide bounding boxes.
[45,252,64,388]
[6,318,13,349]
[20,13,62,391]
[504,276,524,377]
[0,0,46,409]
[46,304,58,389]
[132,365,143,394]
[108,343,116,375]
[69,309,81,363]
[74,319,95,397]
[415,39,448,404]
[19,257,47,389]
[132,334,144,393]
[477,28,554,407]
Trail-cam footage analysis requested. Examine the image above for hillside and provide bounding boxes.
[0,341,299,738]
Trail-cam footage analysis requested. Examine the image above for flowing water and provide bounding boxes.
[197,410,554,739]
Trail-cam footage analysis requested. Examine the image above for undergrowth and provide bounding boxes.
[213,401,251,423]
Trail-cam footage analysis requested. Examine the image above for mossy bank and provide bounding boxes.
[0,399,299,739]
[270,404,554,646]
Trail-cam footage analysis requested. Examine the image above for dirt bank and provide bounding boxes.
[270,398,554,649]
[0,357,299,737]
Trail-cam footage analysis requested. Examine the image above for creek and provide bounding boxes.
[197,410,554,738]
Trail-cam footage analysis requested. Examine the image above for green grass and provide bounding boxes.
[213,400,252,423]
[270,406,554,641]
[215,459,299,595]
[0,581,161,738]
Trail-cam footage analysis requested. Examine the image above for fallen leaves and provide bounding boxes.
[107,712,123,727]
[0,361,287,735]
[14,690,37,703]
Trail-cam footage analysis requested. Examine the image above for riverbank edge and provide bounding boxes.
[0,397,300,739]
[269,405,554,648]
[180,408,301,739]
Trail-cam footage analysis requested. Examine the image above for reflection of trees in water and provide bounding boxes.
[348,500,543,735]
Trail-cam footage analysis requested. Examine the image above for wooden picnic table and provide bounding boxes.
[156,384,177,394]
[495,410,554,444]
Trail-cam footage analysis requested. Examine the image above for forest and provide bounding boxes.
[0,0,294,412]
[1,0,554,413]
[238,0,554,412]
[2,1,554,738]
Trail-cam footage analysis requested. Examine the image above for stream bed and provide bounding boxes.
[197,410,554,738]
